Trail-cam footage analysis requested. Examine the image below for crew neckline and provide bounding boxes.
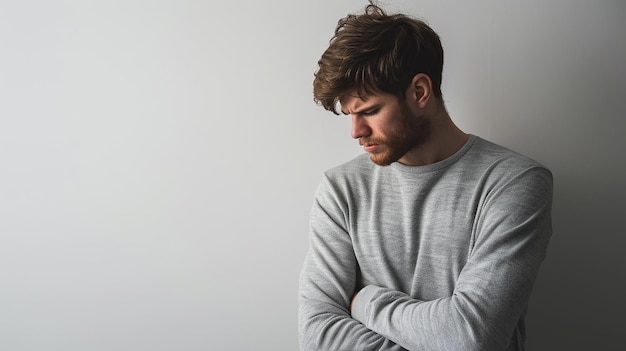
[389,134,478,173]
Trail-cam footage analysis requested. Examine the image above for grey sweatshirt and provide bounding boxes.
[298,135,553,351]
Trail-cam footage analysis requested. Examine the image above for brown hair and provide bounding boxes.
[313,3,444,114]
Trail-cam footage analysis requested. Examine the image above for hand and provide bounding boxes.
[350,290,359,312]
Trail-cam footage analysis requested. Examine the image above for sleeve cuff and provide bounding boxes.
[351,285,380,325]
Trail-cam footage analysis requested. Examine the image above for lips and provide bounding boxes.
[363,144,379,152]
[359,138,381,153]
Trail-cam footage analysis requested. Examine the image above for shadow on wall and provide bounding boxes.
[480,3,626,347]
[527,173,625,350]
[522,50,626,350]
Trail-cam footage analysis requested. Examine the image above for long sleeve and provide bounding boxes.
[350,166,553,351]
[298,175,406,351]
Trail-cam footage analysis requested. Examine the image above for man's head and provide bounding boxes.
[313,3,444,115]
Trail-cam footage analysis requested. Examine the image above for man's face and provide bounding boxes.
[340,92,431,166]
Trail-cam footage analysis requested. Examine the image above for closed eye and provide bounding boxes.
[341,104,382,117]
[361,108,379,116]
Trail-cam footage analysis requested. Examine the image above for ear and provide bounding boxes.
[407,73,433,108]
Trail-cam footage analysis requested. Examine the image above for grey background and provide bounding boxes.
[1,0,624,350]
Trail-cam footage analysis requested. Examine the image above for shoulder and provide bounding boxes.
[314,153,377,204]
[324,153,374,181]
[468,136,552,179]
[464,137,553,204]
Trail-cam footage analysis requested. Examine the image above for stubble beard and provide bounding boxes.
[364,105,431,166]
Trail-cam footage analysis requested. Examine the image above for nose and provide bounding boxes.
[351,115,371,139]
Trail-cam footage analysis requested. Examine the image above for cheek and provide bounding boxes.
[387,117,410,139]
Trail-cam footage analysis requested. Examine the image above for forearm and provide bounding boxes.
[350,286,513,351]
[350,251,546,350]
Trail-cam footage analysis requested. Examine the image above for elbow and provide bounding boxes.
[298,333,317,351]
[298,324,319,351]
[441,324,506,351]
[298,309,337,351]
[448,296,512,351]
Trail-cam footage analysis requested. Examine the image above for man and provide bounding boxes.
[298,3,553,351]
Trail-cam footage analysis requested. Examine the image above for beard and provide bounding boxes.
[360,104,431,166]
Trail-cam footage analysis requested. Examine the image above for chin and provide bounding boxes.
[369,153,396,166]
[370,145,416,166]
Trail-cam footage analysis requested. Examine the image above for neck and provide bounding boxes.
[398,107,468,166]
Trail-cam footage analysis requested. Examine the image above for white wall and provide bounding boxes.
[0,1,623,350]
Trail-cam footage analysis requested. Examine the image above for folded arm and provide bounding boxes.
[299,167,552,351]
[298,176,406,351]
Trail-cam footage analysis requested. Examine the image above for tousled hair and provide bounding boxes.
[313,2,444,114]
